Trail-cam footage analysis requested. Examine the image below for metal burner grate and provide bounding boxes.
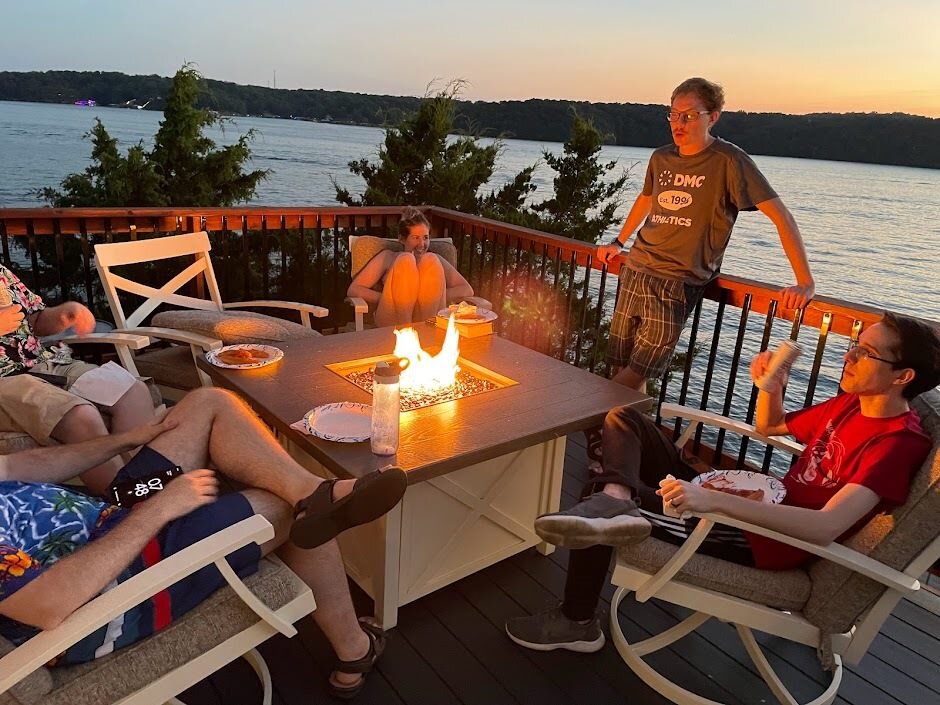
[325,353,517,411]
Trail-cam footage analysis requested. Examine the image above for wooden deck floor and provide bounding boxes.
[183,434,940,705]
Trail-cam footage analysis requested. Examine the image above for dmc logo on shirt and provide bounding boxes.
[673,173,706,188]
[658,190,693,211]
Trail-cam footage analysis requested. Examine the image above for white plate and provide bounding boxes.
[205,344,283,369]
[304,402,372,443]
[437,307,498,325]
[693,469,786,504]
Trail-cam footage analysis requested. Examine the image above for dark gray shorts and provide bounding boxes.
[607,269,705,379]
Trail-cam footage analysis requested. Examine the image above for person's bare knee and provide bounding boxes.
[242,488,292,555]
[51,403,107,442]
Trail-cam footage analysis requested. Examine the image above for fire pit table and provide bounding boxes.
[197,323,649,627]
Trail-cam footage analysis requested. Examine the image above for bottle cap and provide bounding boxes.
[374,361,400,382]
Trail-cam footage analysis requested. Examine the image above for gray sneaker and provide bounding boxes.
[535,493,651,549]
[505,605,605,653]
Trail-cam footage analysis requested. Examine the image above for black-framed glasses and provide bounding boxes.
[847,340,899,365]
[666,110,711,123]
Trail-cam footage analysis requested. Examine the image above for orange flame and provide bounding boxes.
[393,315,460,391]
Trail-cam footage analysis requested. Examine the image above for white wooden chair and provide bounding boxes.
[608,390,940,705]
[0,515,316,705]
[345,235,491,332]
[94,232,328,399]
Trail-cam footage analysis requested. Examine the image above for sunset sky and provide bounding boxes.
[5,0,939,117]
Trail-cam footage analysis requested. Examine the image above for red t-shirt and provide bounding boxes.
[747,393,931,570]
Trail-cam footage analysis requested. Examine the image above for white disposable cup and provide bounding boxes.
[756,340,802,391]
[660,474,680,518]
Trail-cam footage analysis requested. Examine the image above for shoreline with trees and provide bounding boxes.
[1,70,937,169]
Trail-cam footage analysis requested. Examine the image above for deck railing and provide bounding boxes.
[1,205,934,474]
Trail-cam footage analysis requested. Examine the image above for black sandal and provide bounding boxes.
[328,617,386,700]
[289,468,408,549]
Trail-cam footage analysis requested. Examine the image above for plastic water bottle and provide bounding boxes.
[370,362,401,455]
[756,340,802,392]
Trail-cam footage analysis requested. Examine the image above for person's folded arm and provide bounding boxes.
[346,251,391,306]
[660,480,880,546]
[0,417,176,485]
[0,470,216,631]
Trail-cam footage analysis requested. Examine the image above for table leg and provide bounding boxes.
[536,436,566,556]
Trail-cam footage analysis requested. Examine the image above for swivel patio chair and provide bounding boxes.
[94,232,328,400]
[608,388,940,705]
[345,235,491,332]
[0,515,316,705]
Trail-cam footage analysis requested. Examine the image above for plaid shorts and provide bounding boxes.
[607,269,705,379]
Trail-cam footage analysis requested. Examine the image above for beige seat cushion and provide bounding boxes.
[617,537,812,611]
[133,346,204,393]
[802,387,940,634]
[152,310,321,346]
[12,556,307,705]
[350,236,457,279]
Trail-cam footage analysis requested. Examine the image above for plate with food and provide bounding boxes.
[438,302,498,325]
[206,344,283,369]
[304,402,372,442]
[692,469,786,504]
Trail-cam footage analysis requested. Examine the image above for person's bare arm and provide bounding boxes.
[597,193,653,264]
[440,257,474,301]
[750,350,790,436]
[0,418,177,485]
[347,251,393,306]
[756,197,815,310]
[30,301,96,336]
[0,470,218,630]
[660,480,880,546]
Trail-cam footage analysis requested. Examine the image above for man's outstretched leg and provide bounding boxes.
[146,387,407,548]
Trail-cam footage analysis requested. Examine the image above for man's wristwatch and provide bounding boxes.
[612,239,626,249]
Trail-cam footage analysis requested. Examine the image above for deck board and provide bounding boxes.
[178,433,938,705]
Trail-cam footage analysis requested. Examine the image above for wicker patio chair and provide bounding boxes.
[608,389,940,705]
[0,515,315,705]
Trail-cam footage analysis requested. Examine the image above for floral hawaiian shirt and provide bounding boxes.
[0,266,70,376]
[0,481,127,659]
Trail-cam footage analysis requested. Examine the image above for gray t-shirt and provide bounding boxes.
[626,138,778,285]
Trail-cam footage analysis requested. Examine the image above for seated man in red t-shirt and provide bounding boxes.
[506,312,940,654]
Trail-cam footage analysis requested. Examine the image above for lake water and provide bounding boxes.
[1,100,937,321]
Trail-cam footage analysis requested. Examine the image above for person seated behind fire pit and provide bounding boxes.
[0,265,156,494]
[0,386,408,699]
[346,207,474,327]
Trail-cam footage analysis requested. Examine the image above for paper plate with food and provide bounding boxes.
[437,302,498,324]
[692,469,786,504]
[206,344,284,369]
[304,402,372,443]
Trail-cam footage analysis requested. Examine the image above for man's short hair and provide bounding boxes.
[672,78,725,113]
[397,207,430,239]
[881,312,940,400]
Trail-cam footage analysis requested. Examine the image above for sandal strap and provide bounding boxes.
[334,619,386,675]
[293,480,336,519]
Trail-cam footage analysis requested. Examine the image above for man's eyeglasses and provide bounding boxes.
[666,110,711,124]
[846,340,899,365]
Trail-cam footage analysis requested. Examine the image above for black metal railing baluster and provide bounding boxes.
[738,300,778,467]
[0,220,10,268]
[79,221,95,314]
[26,222,40,291]
[563,251,577,362]
[589,264,608,373]
[241,216,251,301]
[669,297,704,431]
[804,311,833,407]
[574,257,592,368]
[53,221,67,303]
[714,294,752,459]
[261,217,270,299]
[693,292,728,453]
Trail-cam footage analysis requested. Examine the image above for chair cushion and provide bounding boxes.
[0,636,53,705]
[41,556,307,705]
[616,536,812,611]
[152,310,320,346]
[802,387,940,634]
[350,236,456,279]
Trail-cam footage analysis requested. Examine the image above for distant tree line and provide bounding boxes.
[1,69,937,169]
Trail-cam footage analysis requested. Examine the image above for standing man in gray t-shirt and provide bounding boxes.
[596,77,815,394]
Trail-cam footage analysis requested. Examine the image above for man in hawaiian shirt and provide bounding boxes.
[0,265,156,494]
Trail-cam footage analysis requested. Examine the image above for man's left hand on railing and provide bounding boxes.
[596,242,623,266]
[779,281,815,311]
